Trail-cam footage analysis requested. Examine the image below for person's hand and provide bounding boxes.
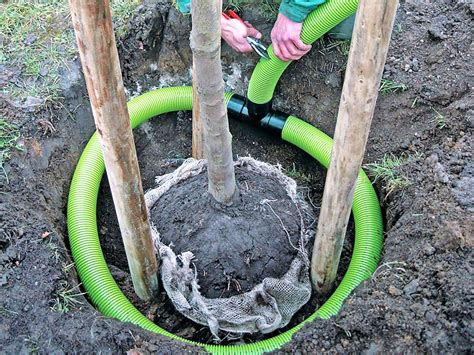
[271,13,312,61]
[221,15,262,53]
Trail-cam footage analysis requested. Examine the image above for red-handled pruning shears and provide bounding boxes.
[222,10,270,60]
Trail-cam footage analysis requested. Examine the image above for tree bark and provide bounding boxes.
[69,0,158,300]
[311,0,399,294]
[192,63,204,159]
[190,0,237,205]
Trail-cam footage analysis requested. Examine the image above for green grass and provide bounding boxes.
[111,0,142,37]
[0,0,141,103]
[50,281,85,313]
[431,107,447,129]
[62,262,76,274]
[285,163,314,185]
[0,1,140,180]
[226,0,280,22]
[364,153,419,198]
[23,337,40,353]
[321,38,351,56]
[379,79,408,96]
[0,0,75,102]
[0,119,24,183]
[46,238,62,263]
[395,22,403,33]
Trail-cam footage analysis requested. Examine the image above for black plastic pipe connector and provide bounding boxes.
[227,94,250,122]
[227,94,288,135]
[259,110,288,135]
[247,99,273,121]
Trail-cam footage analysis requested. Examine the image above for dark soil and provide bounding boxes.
[1,0,472,353]
[150,166,306,299]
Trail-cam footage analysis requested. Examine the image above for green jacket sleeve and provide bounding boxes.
[177,0,191,14]
[279,0,326,23]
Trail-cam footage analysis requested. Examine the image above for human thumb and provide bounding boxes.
[247,27,262,39]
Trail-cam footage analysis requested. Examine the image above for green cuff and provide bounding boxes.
[279,0,325,23]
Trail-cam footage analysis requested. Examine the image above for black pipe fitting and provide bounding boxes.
[227,94,250,122]
[258,110,288,135]
[246,99,272,122]
[227,94,288,135]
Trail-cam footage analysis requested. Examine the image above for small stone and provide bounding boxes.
[425,310,436,322]
[452,162,474,212]
[428,15,448,40]
[426,153,439,166]
[410,302,426,317]
[39,66,49,77]
[146,344,159,352]
[23,305,30,312]
[366,342,381,355]
[434,162,450,184]
[5,247,17,260]
[423,244,436,256]
[389,285,403,296]
[422,289,432,297]
[23,96,44,108]
[325,72,342,88]
[24,33,37,46]
[0,273,8,286]
[434,262,444,271]
[404,279,419,295]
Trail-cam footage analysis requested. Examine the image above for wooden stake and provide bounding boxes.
[192,63,204,159]
[69,0,158,300]
[190,0,237,205]
[311,0,399,294]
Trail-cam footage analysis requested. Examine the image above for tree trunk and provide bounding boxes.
[311,0,399,294]
[69,0,158,300]
[192,63,204,159]
[190,0,237,205]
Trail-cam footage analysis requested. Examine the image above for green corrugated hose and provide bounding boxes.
[68,1,384,353]
[247,0,358,104]
[68,87,383,354]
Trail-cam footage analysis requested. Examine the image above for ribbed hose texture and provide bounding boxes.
[67,87,193,342]
[282,116,383,319]
[67,86,383,353]
[247,0,358,104]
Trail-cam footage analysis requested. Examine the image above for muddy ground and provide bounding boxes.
[1,0,473,353]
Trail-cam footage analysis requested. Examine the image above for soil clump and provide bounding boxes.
[149,165,309,299]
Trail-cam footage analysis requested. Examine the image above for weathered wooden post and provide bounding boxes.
[69,0,158,300]
[311,0,399,294]
[190,0,237,205]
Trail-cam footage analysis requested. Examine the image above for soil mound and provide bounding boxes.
[149,162,312,299]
